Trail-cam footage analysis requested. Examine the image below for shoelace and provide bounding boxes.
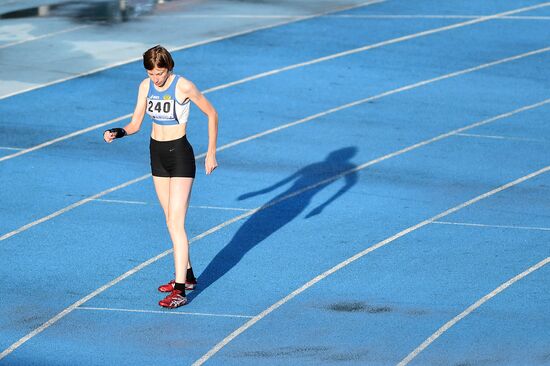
[168,291,185,305]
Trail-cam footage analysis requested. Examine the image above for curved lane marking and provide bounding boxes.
[398,256,550,365]
[1,97,548,359]
[2,1,548,162]
[193,166,550,365]
[1,47,549,238]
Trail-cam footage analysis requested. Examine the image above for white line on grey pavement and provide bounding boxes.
[0,0,385,101]
[0,25,91,50]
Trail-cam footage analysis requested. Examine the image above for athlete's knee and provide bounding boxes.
[166,215,184,233]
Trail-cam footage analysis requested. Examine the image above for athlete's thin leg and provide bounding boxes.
[167,177,194,284]
[153,176,170,217]
[153,176,193,270]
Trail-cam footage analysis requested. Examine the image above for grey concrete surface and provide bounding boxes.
[0,0,372,98]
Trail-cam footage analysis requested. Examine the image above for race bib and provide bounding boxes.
[147,98,175,120]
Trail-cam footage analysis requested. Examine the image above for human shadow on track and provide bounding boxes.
[189,147,359,301]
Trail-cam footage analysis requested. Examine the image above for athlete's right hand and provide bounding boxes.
[104,128,127,143]
[103,130,116,143]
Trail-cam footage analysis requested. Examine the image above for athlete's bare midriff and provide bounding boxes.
[151,123,186,141]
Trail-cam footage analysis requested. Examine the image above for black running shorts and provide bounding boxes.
[149,135,196,178]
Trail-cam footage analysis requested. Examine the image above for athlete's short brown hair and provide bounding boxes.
[143,45,174,71]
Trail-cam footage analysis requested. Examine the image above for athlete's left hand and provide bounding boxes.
[205,153,218,175]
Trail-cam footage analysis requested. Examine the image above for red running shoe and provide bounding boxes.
[158,279,197,292]
[159,289,187,308]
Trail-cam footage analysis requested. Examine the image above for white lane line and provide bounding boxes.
[190,205,251,212]
[207,48,550,159]
[398,257,550,366]
[0,175,150,242]
[168,13,550,20]
[0,6,391,163]
[433,221,550,232]
[193,166,550,366]
[0,114,130,162]
[328,14,550,20]
[76,306,254,319]
[492,15,550,20]
[2,98,548,360]
[455,132,545,142]
[0,146,23,151]
[204,3,550,95]
[0,0,384,101]
[91,198,148,205]
[0,25,91,50]
[0,246,177,360]
[1,2,546,163]
[169,14,302,19]
[91,199,250,211]
[1,45,549,239]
